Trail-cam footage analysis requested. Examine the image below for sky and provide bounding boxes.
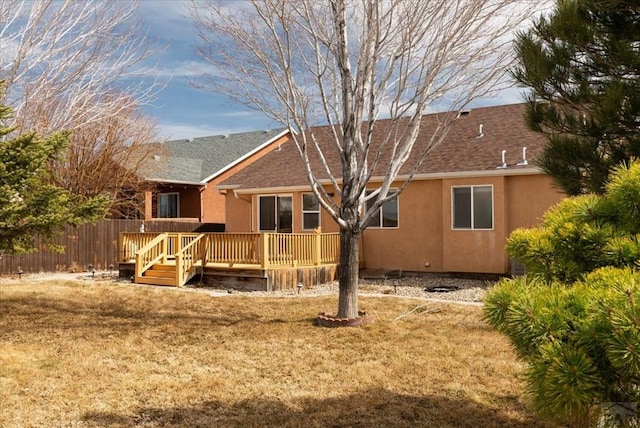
[138,1,278,141]
[138,1,530,142]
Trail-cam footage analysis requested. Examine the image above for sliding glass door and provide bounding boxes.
[258,195,292,233]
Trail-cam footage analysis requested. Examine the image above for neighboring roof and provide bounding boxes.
[218,103,546,192]
[146,128,289,185]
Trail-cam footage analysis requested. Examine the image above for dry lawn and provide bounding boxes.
[0,280,553,427]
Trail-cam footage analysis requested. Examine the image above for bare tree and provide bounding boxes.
[45,94,164,219]
[190,0,541,318]
[0,0,163,213]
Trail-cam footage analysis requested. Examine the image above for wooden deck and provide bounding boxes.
[118,231,340,290]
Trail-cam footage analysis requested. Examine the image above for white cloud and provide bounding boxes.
[150,60,215,79]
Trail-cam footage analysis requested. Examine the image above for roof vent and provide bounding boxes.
[458,109,471,117]
[222,134,229,139]
[153,154,161,161]
[187,138,194,142]
[476,124,484,138]
[496,149,507,169]
[517,147,528,166]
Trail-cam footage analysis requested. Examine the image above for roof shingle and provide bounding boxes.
[219,103,544,190]
[147,128,288,184]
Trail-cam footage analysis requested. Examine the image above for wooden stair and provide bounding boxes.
[136,263,178,287]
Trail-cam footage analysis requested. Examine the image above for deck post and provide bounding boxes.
[175,253,182,287]
[260,233,269,269]
[201,234,209,265]
[160,235,167,264]
[314,227,322,266]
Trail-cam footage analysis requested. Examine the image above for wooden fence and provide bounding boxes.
[0,220,223,275]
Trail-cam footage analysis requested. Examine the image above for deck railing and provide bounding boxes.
[121,233,159,262]
[175,234,205,286]
[121,231,341,271]
[204,233,261,266]
[134,233,169,280]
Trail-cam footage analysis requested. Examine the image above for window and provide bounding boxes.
[365,190,398,228]
[302,193,320,230]
[158,193,179,218]
[452,185,493,230]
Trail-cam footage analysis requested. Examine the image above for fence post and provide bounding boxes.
[260,233,269,269]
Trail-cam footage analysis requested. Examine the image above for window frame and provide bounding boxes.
[301,193,321,230]
[451,185,494,230]
[365,189,399,229]
[158,192,180,218]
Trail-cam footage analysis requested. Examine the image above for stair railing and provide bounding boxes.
[135,233,169,281]
[174,233,205,287]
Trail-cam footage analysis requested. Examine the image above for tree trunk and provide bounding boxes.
[337,224,360,319]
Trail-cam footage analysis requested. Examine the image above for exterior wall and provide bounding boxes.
[368,173,563,275]
[362,180,443,272]
[179,187,201,218]
[224,192,253,231]
[505,174,564,233]
[441,176,507,274]
[144,191,153,220]
[199,185,225,223]
[223,173,565,275]
[145,185,202,221]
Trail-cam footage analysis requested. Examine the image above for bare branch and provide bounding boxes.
[0,0,162,135]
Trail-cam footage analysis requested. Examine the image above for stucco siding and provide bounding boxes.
[442,176,507,274]
[224,193,253,232]
[505,174,565,233]
[362,180,443,272]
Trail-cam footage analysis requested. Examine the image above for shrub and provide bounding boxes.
[485,162,640,426]
[485,267,640,427]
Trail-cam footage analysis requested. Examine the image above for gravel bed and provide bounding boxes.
[197,274,497,303]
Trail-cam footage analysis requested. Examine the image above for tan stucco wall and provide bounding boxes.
[505,174,564,233]
[223,173,565,275]
[224,192,254,231]
[441,176,507,274]
[362,180,443,272]
[225,187,340,233]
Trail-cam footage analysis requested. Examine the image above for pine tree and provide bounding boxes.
[0,83,109,254]
[513,0,640,195]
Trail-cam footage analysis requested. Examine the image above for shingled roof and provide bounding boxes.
[146,128,288,184]
[218,103,545,192]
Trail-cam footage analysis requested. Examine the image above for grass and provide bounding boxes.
[0,280,554,427]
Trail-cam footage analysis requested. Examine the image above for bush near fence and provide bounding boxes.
[0,220,224,275]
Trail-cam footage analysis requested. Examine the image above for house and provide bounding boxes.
[216,103,565,276]
[142,128,290,225]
